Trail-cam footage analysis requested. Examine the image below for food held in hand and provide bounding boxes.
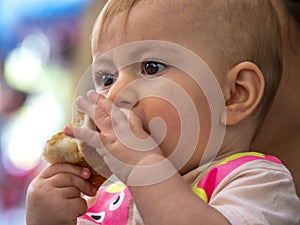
[43,111,110,188]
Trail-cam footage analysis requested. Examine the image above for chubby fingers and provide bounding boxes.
[51,173,97,197]
[86,90,114,110]
[41,163,97,196]
[41,163,91,179]
[86,90,101,104]
[64,126,74,137]
[72,127,107,156]
[76,91,112,124]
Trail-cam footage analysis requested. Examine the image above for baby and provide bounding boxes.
[26,0,300,225]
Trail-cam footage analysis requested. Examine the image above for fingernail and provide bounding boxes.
[92,187,98,195]
[63,126,74,137]
[87,90,99,101]
[76,96,84,102]
[87,90,97,96]
[82,168,90,178]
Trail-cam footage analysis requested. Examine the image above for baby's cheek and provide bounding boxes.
[146,101,181,157]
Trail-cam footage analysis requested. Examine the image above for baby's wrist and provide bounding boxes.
[126,153,178,186]
[135,152,166,166]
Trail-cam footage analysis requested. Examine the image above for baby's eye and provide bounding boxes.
[94,72,116,89]
[142,61,166,77]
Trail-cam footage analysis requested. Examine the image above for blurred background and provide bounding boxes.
[0,0,106,224]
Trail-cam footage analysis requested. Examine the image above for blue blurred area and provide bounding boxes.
[0,0,96,224]
[0,0,92,60]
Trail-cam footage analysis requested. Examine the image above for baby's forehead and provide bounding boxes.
[92,0,233,42]
[91,0,215,53]
[92,0,274,71]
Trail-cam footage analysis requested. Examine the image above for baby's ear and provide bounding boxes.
[221,62,265,125]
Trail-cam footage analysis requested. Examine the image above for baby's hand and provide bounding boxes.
[26,163,97,225]
[73,90,165,185]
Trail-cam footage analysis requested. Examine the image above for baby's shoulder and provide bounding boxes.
[192,152,290,203]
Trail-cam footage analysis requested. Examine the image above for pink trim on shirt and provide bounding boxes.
[193,152,282,202]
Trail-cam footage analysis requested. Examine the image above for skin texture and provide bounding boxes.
[26,163,97,225]
[252,0,300,196]
[71,1,264,225]
[25,1,284,225]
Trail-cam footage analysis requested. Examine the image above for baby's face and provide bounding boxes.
[91,1,218,174]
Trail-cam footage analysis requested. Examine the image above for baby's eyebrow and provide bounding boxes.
[92,58,113,71]
[93,42,182,74]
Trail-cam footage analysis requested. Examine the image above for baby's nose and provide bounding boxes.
[106,68,138,109]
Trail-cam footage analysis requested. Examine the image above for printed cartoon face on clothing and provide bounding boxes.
[80,182,132,224]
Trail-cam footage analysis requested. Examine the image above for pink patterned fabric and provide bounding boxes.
[79,152,283,224]
[192,152,282,202]
[79,182,132,225]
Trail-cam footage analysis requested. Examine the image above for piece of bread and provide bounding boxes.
[43,111,110,189]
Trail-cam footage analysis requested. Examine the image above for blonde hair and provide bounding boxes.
[92,0,282,121]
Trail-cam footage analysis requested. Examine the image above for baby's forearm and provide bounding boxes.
[128,155,230,225]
